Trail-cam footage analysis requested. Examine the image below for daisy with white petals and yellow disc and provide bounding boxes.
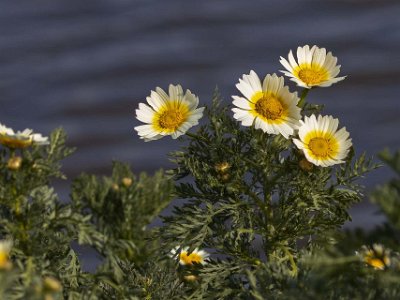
[170,246,209,266]
[232,71,301,139]
[280,45,346,88]
[293,115,352,167]
[135,84,204,142]
[0,123,49,148]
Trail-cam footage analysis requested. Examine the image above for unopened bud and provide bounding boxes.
[215,162,230,173]
[111,183,119,191]
[183,275,198,282]
[7,156,22,170]
[299,158,313,172]
[43,276,62,292]
[220,173,230,182]
[122,177,133,187]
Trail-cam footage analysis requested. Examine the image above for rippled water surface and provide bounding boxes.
[1,0,399,233]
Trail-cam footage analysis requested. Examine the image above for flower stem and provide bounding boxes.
[298,88,310,108]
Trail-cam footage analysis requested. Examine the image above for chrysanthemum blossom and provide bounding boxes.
[0,123,49,148]
[293,115,352,167]
[0,240,12,270]
[232,71,301,138]
[134,84,204,142]
[170,246,209,265]
[361,244,391,270]
[280,45,346,88]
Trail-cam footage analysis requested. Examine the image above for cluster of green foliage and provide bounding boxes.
[0,92,399,299]
[0,130,179,299]
[156,90,385,299]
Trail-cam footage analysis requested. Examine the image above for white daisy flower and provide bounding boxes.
[134,84,204,142]
[361,244,391,270]
[293,115,352,167]
[170,246,209,265]
[0,123,49,148]
[280,45,346,88]
[0,240,12,270]
[232,71,301,139]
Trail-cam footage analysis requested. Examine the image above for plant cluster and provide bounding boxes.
[0,45,398,299]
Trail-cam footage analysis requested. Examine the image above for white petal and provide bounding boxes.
[279,57,293,72]
[232,95,252,109]
[236,79,256,100]
[288,50,299,68]
[169,84,184,101]
[136,103,155,124]
[146,95,163,111]
[155,87,170,102]
[246,70,262,92]
[183,90,199,110]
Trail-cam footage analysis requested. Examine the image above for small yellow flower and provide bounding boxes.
[361,244,391,270]
[0,123,49,148]
[135,84,204,141]
[170,246,209,266]
[280,45,346,88]
[0,240,13,270]
[293,115,352,167]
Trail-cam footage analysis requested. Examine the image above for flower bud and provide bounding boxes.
[220,173,230,182]
[299,158,313,172]
[214,162,230,173]
[111,183,119,191]
[7,156,22,171]
[43,276,62,292]
[122,177,133,187]
[183,274,198,282]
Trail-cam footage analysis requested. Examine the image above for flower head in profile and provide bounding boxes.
[0,123,49,149]
[360,244,391,270]
[0,240,13,270]
[170,246,209,266]
[134,84,204,142]
[232,71,301,138]
[280,45,346,88]
[293,115,352,167]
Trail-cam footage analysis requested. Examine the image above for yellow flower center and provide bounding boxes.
[296,64,329,86]
[180,251,202,265]
[365,257,386,270]
[159,110,184,130]
[0,135,32,148]
[308,137,330,157]
[252,92,284,121]
[304,131,339,160]
[153,101,189,133]
[364,248,390,270]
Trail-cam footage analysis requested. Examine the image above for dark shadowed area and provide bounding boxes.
[1,0,399,270]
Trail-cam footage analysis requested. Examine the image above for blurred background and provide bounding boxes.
[1,0,399,228]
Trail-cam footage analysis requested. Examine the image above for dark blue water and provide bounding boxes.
[1,0,399,234]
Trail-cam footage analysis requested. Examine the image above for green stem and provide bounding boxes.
[298,88,310,108]
[245,188,269,219]
[282,246,298,277]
